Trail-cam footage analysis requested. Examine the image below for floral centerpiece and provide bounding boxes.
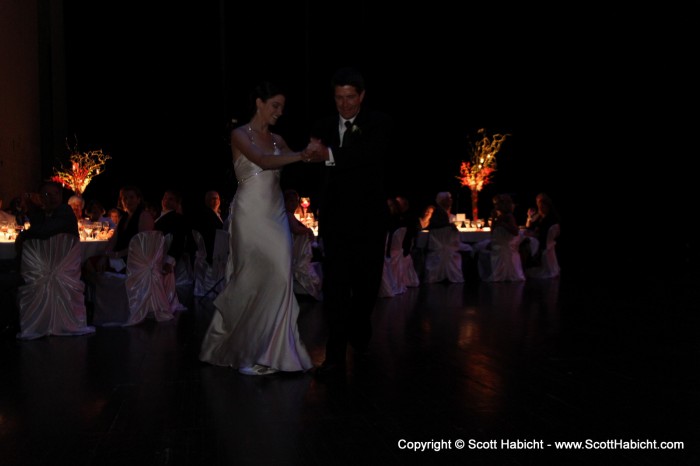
[457,128,510,223]
[51,139,111,196]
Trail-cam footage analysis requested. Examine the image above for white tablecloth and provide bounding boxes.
[0,238,108,262]
[414,229,540,255]
[414,228,492,249]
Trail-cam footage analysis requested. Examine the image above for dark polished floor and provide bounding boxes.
[1,254,698,466]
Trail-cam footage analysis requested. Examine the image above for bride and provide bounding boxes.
[199,81,313,375]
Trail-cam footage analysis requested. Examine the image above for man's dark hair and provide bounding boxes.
[331,67,365,94]
[39,180,63,193]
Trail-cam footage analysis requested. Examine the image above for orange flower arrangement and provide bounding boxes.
[52,139,111,196]
[457,128,510,222]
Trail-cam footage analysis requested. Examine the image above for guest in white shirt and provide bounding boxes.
[67,195,85,222]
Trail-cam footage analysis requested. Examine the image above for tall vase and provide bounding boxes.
[471,189,479,223]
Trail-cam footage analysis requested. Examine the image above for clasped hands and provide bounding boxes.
[301,138,328,163]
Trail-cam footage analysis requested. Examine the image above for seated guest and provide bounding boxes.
[85,199,115,228]
[284,189,323,300]
[293,195,313,221]
[67,195,85,222]
[284,189,315,238]
[15,181,79,260]
[192,190,225,265]
[477,193,525,282]
[418,204,435,230]
[428,191,456,229]
[522,192,561,266]
[205,190,225,224]
[108,208,123,228]
[86,185,154,275]
[489,193,519,237]
[2,197,29,225]
[154,189,192,274]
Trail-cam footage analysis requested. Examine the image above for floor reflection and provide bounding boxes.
[2,272,692,466]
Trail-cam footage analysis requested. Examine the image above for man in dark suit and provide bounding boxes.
[15,181,79,259]
[192,190,225,265]
[306,67,393,376]
[154,189,191,274]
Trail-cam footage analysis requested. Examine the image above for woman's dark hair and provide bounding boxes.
[250,81,285,112]
[118,186,143,210]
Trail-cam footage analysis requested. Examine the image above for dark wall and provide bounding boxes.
[59,2,698,275]
[62,3,573,219]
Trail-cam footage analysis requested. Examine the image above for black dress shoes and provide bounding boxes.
[351,345,371,358]
[314,360,346,378]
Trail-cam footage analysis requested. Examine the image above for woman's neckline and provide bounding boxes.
[247,124,279,154]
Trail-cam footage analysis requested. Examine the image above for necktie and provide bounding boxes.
[341,120,353,147]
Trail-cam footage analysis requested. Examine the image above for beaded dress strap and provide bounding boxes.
[237,125,279,184]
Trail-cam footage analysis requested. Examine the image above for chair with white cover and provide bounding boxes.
[93,231,174,326]
[423,226,464,284]
[477,226,526,282]
[378,231,404,297]
[379,227,420,297]
[192,229,230,298]
[292,233,323,300]
[526,223,560,279]
[16,233,95,340]
[399,230,421,288]
[123,231,174,325]
[162,233,188,313]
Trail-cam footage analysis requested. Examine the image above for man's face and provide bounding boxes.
[206,192,220,210]
[334,85,364,120]
[162,192,178,212]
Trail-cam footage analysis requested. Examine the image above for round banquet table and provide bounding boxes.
[0,237,108,263]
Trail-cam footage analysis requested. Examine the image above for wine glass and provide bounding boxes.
[83,222,93,240]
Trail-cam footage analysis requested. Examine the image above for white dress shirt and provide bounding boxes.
[325,117,355,166]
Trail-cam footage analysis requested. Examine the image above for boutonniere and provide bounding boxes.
[350,124,361,134]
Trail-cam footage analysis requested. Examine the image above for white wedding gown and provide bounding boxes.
[199,143,312,372]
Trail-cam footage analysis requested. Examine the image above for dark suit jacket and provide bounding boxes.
[19,203,79,241]
[310,108,393,251]
[192,207,224,264]
[16,203,79,258]
[428,207,452,230]
[155,210,191,262]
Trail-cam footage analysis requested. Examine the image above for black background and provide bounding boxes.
[59,2,695,268]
